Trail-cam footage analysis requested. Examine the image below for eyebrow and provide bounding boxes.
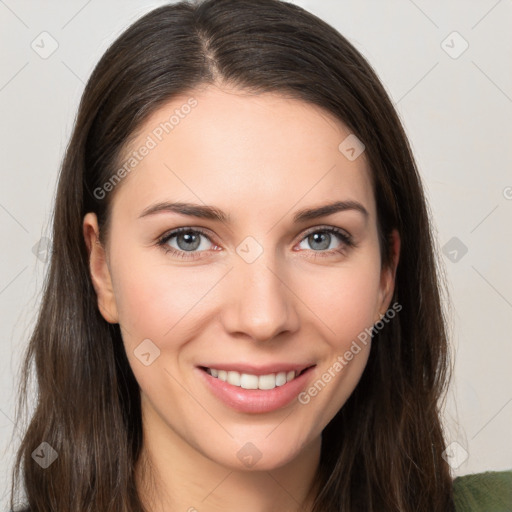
[138,199,369,223]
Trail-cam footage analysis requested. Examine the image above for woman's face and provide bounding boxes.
[84,84,399,471]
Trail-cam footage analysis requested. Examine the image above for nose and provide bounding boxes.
[220,251,300,343]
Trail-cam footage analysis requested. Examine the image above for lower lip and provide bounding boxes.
[196,366,315,414]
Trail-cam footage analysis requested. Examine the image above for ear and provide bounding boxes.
[83,212,119,324]
[375,228,400,322]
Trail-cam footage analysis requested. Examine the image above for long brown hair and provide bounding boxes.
[9,0,455,510]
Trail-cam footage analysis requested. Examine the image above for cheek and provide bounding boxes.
[110,254,218,397]
[295,256,381,424]
[297,255,382,347]
[110,246,219,346]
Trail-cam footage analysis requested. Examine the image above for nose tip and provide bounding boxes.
[220,257,299,343]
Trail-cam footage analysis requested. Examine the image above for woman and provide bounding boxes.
[8,0,510,510]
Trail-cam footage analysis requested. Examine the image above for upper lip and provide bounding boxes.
[198,363,316,376]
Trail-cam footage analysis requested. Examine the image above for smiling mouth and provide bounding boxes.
[199,366,313,391]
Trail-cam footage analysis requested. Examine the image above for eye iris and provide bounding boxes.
[177,231,201,251]
[169,230,340,253]
[309,232,330,250]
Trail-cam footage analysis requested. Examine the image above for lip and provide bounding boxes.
[196,364,316,414]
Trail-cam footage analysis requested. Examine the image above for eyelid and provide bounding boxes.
[156,226,215,247]
[299,224,352,241]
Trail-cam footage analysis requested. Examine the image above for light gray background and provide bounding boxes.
[1,0,511,506]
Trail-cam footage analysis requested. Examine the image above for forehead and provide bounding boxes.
[112,85,375,225]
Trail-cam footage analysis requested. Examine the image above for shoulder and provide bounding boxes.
[453,469,512,511]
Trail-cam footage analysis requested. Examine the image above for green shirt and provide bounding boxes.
[453,470,512,511]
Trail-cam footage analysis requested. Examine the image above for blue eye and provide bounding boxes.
[297,226,354,257]
[157,227,215,260]
[156,225,354,260]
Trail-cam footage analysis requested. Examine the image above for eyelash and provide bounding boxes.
[156,225,355,261]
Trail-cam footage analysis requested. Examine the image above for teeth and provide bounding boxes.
[240,373,259,389]
[275,372,287,386]
[227,371,240,386]
[205,368,299,390]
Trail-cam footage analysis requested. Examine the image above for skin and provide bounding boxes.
[83,83,400,512]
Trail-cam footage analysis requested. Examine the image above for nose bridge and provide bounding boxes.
[221,239,298,342]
